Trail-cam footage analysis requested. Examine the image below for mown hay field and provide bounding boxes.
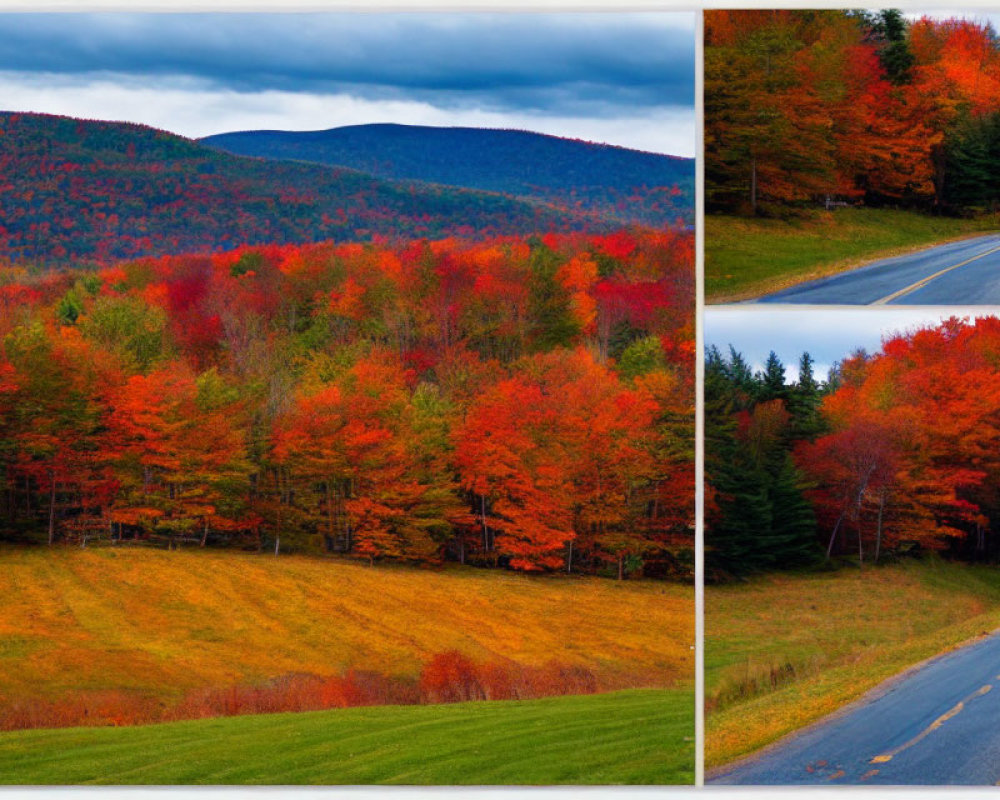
[0,546,692,709]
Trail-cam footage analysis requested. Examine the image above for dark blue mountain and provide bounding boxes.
[200,124,693,228]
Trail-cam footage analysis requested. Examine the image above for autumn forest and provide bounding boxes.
[21,5,1000,786]
[0,229,694,578]
[0,10,708,784]
[707,317,1000,577]
[706,10,1000,215]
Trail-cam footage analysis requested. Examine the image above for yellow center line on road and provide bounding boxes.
[872,244,1000,305]
[870,684,993,764]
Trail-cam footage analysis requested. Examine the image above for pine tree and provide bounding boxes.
[865,9,915,85]
[705,438,774,576]
[725,345,756,406]
[705,347,770,575]
[763,454,820,567]
[526,239,580,352]
[789,351,825,440]
[705,346,820,575]
[757,350,788,403]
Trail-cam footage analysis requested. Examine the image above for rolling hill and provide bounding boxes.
[201,123,694,228]
[0,112,608,267]
[0,547,692,728]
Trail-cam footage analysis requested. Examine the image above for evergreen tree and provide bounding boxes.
[706,441,774,576]
[757,350,788,402]
[788,351,825,440]
[943,112,1000,212]
[864,9,914,85]
[763,454,821,567]
[705,346,821,576]
[526,239,580,351]
[704,351,771,575]
[725,345,756,407]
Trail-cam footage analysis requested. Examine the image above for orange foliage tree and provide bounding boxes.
[798,318,1000,561]
[0,229,693,577]
[706,10,1000,213]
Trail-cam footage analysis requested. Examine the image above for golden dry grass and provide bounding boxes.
[705,559,1000,768]
[0,546,692,706]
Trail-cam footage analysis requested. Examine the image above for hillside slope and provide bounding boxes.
[201,123,694,228]
[0,548,692,712]
[0,112,602,267]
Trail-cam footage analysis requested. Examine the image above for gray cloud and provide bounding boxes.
[0,13,694,114]
[0,72,694,154]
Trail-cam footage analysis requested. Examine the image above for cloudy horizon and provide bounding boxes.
[0,12,695,156]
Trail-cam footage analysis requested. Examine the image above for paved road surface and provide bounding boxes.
[757,234,1000,304]
[709,632,1000,785]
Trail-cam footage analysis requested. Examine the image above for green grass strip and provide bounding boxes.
[0,688,693,785]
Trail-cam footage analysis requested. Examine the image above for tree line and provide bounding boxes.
[706,10,1000,215]
[707,318,1000,579]
[0,229,694,579]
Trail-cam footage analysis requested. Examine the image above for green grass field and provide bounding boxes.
[0,689,693,784]
[706,558,1000,768]
[706,208,1000,301]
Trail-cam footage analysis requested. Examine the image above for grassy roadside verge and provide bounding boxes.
[706,209,1000,302]
[705,558,1000,768]
[0,688,693,784]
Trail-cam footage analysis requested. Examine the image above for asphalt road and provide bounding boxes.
[757,234,1000,304]
[709,632,1000,785]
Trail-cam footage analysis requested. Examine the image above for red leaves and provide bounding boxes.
[0,227,692,569]
[594,279,674,328]
[453,375,574,571]
[801,317,1000,554]
[418,652,600,705]
[0,653,607,733]
[419,652,485,703]
[594,231,638,262]
[104,363,251,541]
[273,354,445,563]
[910,17,1000,117]
[452,348,685,572]
[0,360,18,396]
[706,10,954,209]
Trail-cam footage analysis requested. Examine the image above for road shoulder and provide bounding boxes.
[706,625,1000,783]
[708,230,1000,305]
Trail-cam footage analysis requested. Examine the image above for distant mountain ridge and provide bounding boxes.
[0,113,609,267]
[201,124,694,228]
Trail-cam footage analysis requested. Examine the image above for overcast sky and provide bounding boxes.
[0,12,694,156]
[705,306,1000,383]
